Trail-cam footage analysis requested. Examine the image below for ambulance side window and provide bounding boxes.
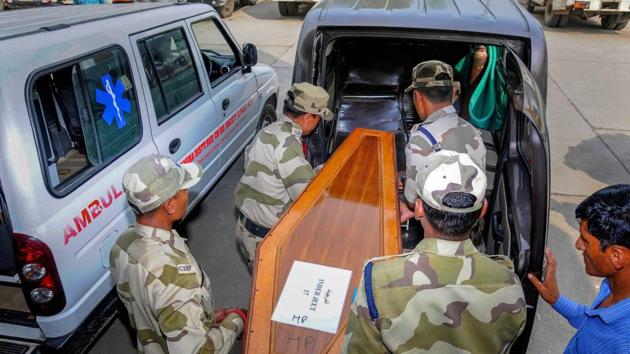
[190,18,239,86]
[30,47,142,195]
[138,28,202,125]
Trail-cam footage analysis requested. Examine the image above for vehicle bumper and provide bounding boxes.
[42,289,119,353]
[554,0,630,12]
[0,289,118,353]
[0,338,39,354]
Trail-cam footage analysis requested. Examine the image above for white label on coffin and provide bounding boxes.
[271,260,353,334]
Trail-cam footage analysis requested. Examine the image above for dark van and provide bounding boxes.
[292,0,549,351]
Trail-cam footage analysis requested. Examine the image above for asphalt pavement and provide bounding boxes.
[90,2,630,353]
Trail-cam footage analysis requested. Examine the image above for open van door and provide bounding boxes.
[489,49,549,351]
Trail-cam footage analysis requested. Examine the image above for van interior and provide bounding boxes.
[318,37,534,277]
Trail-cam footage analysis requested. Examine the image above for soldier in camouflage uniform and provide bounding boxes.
[110,155,246,354]
[343,151,526,354]
[403,60,486,210]
[234,82,332,271]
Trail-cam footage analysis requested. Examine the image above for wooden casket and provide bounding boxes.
[245,128,402,354]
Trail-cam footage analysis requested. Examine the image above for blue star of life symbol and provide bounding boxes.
[95,74,131,130]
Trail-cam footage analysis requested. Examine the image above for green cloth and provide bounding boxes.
[454,46,508,132]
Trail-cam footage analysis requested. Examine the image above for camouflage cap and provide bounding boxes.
[286,82,333,121]
[122,155,202,214]
[415,150,487,213]
[405,60,454,92]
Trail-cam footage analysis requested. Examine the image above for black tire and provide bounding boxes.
[239,0,256,6]
[278,1,298,16]
[278,1,290,16]
[217,0,234,18]
[257,103,277,131]
[615,19,629,30]
[544,1,564,27]
[287,2,299,15]
[601,15,620,29]
[558,14,569,27]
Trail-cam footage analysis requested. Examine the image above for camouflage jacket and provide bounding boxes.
[404,105,486,204]
[342,238,526,354]
[234,115,314,228]
[109,224,243,354]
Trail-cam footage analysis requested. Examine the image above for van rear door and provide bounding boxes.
[489,49,549,351]
[503,50,549,280]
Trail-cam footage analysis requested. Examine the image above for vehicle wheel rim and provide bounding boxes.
[261,114,274,128]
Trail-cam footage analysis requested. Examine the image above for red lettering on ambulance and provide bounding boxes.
[88,200,102,219]
[112,185,124,199]
[180,99,254,164]
[63,185,124,245]
[100,191,114,208]
[73,209,92,233]
[63,226,78,245]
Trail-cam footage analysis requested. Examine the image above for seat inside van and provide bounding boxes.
[324,38,499,190]
[32,68,89,184]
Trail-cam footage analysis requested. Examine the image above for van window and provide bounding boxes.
[138,28,202,124]
[190,18,239,85]
[31,47,141,191]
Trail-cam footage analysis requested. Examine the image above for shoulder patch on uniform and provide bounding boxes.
[364,261,379,321]
[177,264,195,274]
[291,127,302,138]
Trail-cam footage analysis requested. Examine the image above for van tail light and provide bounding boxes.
[574,1,590,9]
[12,233,66,316]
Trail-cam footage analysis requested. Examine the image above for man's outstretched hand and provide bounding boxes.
[528,248,560,305]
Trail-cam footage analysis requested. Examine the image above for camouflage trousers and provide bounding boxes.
[235,217,263,272]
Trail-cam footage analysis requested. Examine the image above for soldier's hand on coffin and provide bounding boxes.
[225,308,248,338]
[213,308,229,324]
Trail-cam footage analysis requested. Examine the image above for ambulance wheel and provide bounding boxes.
[257,103,277,131]
[616,19,629,30]
[217,0,234,18]
[278,1,298,16]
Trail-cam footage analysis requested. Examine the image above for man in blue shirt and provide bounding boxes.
[529,184,630,353]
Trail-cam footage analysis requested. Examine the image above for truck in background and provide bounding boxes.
[274,0,313,16]
[527,0,630,29]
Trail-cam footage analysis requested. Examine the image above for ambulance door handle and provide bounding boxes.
[222,98,230,111]
[169,138,181,154]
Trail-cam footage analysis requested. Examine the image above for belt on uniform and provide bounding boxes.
[238,211,270,238]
